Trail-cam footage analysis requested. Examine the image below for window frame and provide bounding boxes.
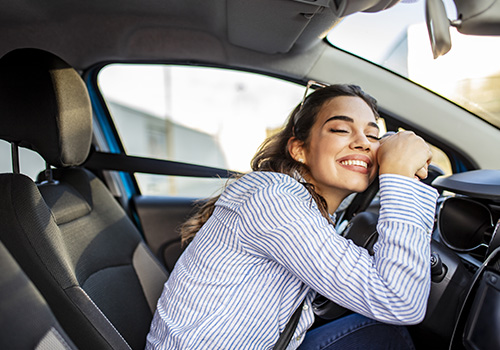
[85,61,475,204]
[85,62,306,200]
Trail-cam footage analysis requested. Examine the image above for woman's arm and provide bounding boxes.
[237,174,438,325]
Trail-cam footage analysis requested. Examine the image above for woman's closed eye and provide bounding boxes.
[367,134,380,141]
[329,128,380,141]
[329,128,348,134]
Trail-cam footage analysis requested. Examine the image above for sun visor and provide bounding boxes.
[453,0,500,35]
[226,0,401,54]
[227,0,337,54]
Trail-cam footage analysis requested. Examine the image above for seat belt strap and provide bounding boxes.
[273,301,304,350]
[84,150,238,178]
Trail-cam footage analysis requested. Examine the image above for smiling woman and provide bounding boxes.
[2,1,500,350]
[146,84,439,350]
[288,96,381,212]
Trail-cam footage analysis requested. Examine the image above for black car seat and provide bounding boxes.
[0,239,78,350]
[0,48,168,350]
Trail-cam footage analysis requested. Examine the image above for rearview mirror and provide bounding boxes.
[425,0,452,58]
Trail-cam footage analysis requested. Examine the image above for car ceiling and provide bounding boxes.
[0,0,399,77]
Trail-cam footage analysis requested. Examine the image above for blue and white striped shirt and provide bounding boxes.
[146,171,438,349]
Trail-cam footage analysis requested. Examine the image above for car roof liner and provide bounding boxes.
[0,0,400,71]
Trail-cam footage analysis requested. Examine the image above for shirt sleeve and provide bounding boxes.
[236,174,439,325]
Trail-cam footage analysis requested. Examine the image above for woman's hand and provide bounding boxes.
[377,131,432,180]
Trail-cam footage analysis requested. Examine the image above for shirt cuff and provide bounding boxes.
[378,174,439,232]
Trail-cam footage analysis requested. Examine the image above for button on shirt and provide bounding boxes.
[146,171,438,350]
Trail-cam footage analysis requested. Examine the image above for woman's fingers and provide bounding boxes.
[378,131,432,179]
[415,164,429,180]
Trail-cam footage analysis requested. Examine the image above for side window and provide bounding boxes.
[0,140,45,180]
[429,145,452,175]
[97,65,304,197]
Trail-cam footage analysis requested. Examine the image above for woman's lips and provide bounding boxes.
[337,156,372,174]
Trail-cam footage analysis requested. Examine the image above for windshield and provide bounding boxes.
[326,0,500,129]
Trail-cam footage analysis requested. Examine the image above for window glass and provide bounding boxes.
[0,140,45,180]
[97,65,452,197]
[98,65,304,196]
[326,0,500,128]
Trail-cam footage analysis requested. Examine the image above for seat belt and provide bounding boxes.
[83,150,238,178]
[273,301,304,350]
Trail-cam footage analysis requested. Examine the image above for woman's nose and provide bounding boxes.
[350,133,371,151]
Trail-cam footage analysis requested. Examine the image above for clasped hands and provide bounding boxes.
[377,131,432,180]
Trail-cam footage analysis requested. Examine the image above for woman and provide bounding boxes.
[146,84,438,349]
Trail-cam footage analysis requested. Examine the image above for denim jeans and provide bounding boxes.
[298,313,416,350]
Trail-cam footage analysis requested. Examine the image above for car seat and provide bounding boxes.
[0,239,78,350]
[0,48,168,350]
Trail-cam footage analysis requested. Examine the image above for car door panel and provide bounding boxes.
[133,195,199,272]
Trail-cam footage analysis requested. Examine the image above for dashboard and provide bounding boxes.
[434,170,500,259]
[428,170,500,349]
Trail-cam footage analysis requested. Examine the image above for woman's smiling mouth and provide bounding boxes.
[337,156,372,174]
[339,159,368,168]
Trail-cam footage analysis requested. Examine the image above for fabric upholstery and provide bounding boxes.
[39,181,91,225]
[0,173,128,349]
[0,239,77,350]
[0,48,169,350]
[36,328,75,350]
[0,48,92,167]
[133,242,170,313]
[0,169,169,349]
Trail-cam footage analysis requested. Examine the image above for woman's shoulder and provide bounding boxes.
[243,170,294,183]
[239,171,303,192]
[218,171,309,207]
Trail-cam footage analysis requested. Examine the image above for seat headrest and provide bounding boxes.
[0,48,92,168]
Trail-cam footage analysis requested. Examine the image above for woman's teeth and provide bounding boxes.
[340,160,368,168]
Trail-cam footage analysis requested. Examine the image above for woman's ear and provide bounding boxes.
[287,137,306,164]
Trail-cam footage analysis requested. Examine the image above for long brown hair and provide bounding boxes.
[180,84,378,245]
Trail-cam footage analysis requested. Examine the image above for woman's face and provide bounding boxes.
[295,96,380,212]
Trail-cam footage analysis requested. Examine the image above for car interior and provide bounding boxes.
[0,48,169,350]
[0,0,500,349]
[0,238,77,350]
